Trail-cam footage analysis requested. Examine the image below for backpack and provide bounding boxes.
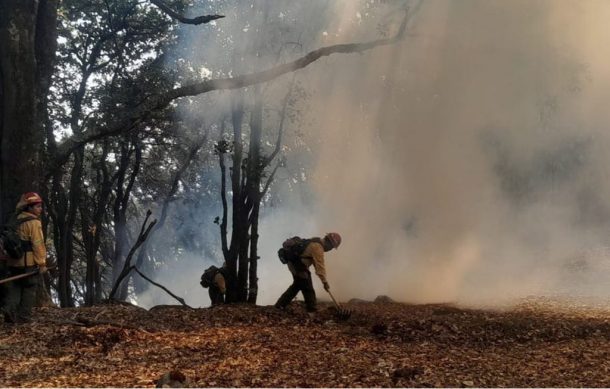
[277,236,322,265]
[200,265,219,288]
[0,216,36,260]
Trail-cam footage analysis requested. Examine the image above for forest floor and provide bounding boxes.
[0,297,609,387]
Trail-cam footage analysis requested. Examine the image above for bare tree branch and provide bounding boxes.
[133,266,193,308]
[49,7,414,175]
[150,0,224,25]
[260,159,281,199]
[264,74,296,169]
[133,129,210,271]
[109,210,157,300]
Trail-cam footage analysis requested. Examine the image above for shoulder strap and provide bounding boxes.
[15,216,37,226]
[310,237,323,245]
[16,217,39,253]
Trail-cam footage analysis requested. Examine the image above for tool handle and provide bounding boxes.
[0,270,39,285]
[0,265,57,285]
[326,289,342,308]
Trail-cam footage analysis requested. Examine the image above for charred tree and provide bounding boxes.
[218,81,293,304]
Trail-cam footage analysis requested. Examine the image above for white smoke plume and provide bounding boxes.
[139,0,610,308]
[295,0,610,305]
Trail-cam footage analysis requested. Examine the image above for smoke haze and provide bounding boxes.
[297,0,610,305]
[141,0,610,308]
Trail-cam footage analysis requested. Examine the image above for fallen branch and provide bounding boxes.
[108,210,192,308]
[109,210,157,300]
[133,266,193,309]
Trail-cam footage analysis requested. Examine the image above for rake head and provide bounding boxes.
[327,289,352,320]
[334,306,352,320]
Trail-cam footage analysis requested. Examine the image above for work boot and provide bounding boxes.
[274,302,287,310]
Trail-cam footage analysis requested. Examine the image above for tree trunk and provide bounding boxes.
[225,97,245,302]
[0,0,58,307]
[246,90,264,304]
[81,150,113,306]
[248,203,260,304]
[0,0,42,220]
[0,0,58,219]
[112,136,142,301]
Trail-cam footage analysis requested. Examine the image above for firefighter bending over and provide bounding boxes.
[200,264,228,306]
[275,232,341,313]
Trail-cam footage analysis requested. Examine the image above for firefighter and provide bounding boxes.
[209,269,226,306]
[2,192,48,323]
[274,232,341,313]
[200,264,228,306]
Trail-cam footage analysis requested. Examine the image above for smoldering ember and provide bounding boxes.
[0,0,609,387]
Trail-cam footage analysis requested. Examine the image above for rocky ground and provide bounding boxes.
[0,297,609,387]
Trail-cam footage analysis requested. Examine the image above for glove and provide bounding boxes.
[323,281,330,291]
[38,265,48,274]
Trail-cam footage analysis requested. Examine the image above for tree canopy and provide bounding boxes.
[0,0,413,307]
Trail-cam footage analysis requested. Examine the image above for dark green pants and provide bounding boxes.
[2,266,39,323]
[275,270,317,312]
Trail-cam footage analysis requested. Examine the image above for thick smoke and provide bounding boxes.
[141,0,610,308]
[294,0,610,305]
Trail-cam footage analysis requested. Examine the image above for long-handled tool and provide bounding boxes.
[0,266,55,285]
[326,289,352,320]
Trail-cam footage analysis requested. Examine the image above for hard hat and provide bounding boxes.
[16,192,43,210]
[325,232,342,249]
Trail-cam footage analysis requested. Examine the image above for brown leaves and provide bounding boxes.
[0,298,609,387]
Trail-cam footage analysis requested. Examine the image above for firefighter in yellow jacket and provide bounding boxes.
[275,232,341,312]
[2,192,48,323]
[200,263,230,306]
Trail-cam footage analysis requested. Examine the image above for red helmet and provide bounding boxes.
[16,192,43,210]
[325,232,342,249]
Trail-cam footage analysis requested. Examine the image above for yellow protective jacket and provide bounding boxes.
[213,272,226,294]
[289,241,327,283]
[7,212,47,268]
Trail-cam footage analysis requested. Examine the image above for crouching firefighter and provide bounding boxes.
[1,192,48,323]
[200,264,228,306]
[275,232,342,313]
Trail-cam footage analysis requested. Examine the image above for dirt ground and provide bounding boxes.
[0,297,609,387]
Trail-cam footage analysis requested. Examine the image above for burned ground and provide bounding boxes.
[1,298,609,387]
